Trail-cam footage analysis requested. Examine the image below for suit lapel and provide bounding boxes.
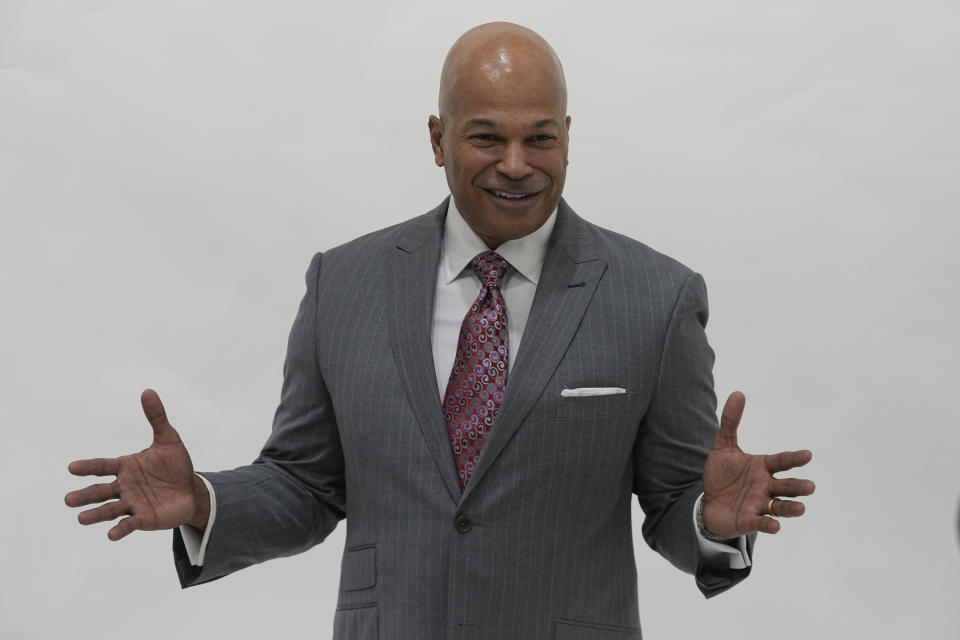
[460,200,607,503]
[388,199,463,504]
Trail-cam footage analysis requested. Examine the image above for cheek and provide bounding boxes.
[529,149,566,178]
[451,144,495,167]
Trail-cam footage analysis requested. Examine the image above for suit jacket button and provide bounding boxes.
[454,515,472,533]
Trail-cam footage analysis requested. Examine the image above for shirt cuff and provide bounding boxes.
[178,473,217,567]
[693,493,751,570]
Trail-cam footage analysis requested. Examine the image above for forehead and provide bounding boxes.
[461,116,563,133]
[448,74,565,125]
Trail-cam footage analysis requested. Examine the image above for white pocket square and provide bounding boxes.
[560,387,627,398]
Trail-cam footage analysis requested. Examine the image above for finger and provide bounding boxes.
[770,498,806,518]
[108,515,142,541]
[770,477,816,498]
[64,480,120,507]
[745,514,781,535]
[67,458,120,477]
[78,500,128,525]
[141,389,178,445]
[765,450,813,474]
[715,391,746,449]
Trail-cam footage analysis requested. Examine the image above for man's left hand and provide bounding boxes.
[701,391,815,539]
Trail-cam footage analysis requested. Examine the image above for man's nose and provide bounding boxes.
[496,142,534,180]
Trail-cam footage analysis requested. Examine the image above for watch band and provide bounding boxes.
[696,496,733,543]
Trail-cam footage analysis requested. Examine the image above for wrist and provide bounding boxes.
[697,495,732,543]
[188,475,211,531]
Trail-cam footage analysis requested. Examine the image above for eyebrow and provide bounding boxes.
[464,118,561,130]
[532,118,561,129]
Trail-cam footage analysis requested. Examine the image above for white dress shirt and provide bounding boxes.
[431,196,556,398]
[182,196,749,570]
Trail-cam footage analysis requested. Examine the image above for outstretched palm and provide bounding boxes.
[701,391,815,539]
[65,389,208,540]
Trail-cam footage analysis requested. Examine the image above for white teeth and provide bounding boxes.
[494,191,528,199]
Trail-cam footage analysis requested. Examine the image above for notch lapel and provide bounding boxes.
[460,200,607,503]
[388,199,463,504]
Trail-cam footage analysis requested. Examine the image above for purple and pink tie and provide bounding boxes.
[442,251,510,489]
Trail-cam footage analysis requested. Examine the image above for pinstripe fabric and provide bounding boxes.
[173,198,753,639]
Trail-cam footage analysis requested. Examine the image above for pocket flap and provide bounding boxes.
[334,603,378,637]
[341,545,377,591]
[556,619,642,639]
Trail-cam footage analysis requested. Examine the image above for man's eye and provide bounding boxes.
[530,135,555,143]
[471,134,498,142]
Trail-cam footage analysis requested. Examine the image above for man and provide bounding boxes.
[66,22,814,639]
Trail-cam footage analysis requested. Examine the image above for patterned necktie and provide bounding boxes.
[443,251,510,489]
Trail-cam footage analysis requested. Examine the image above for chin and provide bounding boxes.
[458,194,553,242]
[488,213,549,242]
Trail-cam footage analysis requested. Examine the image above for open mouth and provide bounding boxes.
[483,188,543,203]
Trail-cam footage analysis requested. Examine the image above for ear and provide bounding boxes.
[428,115,445,167]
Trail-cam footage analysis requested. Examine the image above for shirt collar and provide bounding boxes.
[440,196,557,286]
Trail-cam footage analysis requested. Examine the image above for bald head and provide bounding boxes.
[428,23,571,249]
[438,22,567,120]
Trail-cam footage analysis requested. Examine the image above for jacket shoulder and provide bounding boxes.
[318,201,446,264]
[583,219,698,288]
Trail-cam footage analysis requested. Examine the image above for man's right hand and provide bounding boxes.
[65,389,210,540]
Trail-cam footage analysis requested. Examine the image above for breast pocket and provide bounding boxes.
[555,389,632,419]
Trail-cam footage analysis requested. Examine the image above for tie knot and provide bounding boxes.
[471,251,509,290]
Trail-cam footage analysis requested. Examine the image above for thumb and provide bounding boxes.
[141,389,178,445]
[715,391,746,449]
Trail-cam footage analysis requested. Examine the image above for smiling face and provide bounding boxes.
[429,24,570,249]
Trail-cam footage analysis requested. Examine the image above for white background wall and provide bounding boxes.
[2,1,958,638]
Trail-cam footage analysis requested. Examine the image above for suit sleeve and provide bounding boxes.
[174,252,347,587]
[632,271,755,598]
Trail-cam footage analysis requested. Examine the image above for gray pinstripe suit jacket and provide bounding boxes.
[173,198,753,639]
